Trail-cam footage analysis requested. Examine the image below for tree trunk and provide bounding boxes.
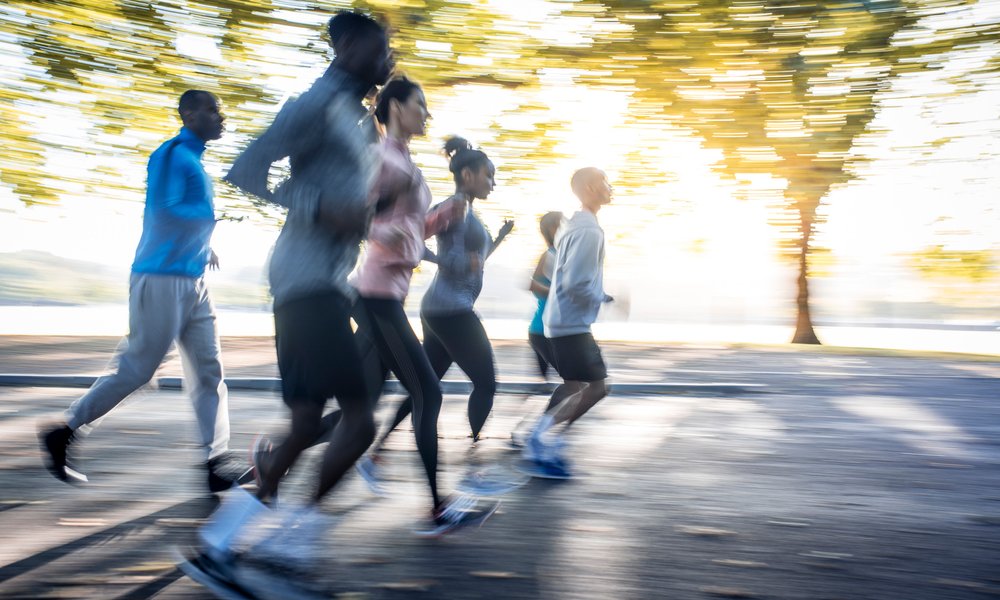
[792,215,821,345]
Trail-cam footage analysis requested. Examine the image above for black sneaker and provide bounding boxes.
[248,434,280,505]
[38,424,87,484]
[207,452,254,494]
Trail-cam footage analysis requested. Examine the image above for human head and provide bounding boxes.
[539,211,564,248]
[178,90,224,142]
[374,77,428,138]
[328,10,393,88]
[444,136,494,200]
[570,167,612,212]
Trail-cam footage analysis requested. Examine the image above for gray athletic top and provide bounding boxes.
[421,196,492,316]
[224,67,378,307]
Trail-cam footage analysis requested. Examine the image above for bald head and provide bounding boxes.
[570,167,612,212]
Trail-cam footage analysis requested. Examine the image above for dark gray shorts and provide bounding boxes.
[274,292,368,407]
[549,332,607,382]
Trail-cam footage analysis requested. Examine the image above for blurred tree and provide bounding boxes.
[541,0,1000,343]
[3,0,999,340]
[910,245,996,282]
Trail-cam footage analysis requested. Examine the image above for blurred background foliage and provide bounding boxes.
[2,0,999,341]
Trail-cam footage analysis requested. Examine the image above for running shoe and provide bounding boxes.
[248,435,279,505]
[38,423,87,484]
[175,547,251,600]
[456,467,526,496]
[508,429,529,449]
[240,507,330,576]
[207,451,255,494]
[519,456,573,480]
[414,494,500,537]
[354,454,387,496]
[523,429,568,461]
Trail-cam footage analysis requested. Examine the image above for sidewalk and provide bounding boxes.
[1,351,998,599]
[0,336,771,396]
[1,335,997,396]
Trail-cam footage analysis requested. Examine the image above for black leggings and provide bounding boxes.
[378,310,497,447]
[316,296,444,506]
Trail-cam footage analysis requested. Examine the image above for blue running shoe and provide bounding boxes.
[523,430,548,462]
[508,429,529,450]
[519,456,572,480]
[413,494,500,537]
[354,454,387,496]
[456,467,527,496]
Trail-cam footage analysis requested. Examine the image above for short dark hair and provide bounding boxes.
[328,10,383,48]
[540,211,563,247]
[374,76,421,125]
[444,136,491,185]
[178,90,212,114]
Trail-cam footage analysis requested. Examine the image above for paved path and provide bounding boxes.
[0,341,998,598]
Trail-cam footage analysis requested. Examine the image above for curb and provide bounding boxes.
[0,375,766,396]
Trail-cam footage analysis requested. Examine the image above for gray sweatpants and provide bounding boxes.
[65,273,230,460]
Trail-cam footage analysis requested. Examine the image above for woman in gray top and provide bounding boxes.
[365,136,512,489]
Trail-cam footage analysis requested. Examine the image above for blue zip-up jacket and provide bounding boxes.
[131,127,216,277]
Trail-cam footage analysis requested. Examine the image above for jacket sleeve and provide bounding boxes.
[559,228,604,306]
[424,197,466,239]
[149,152,214,221]
[223,89,324,205]
[426,198,470,274]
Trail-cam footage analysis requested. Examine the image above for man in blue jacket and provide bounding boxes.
[39,90,248,494]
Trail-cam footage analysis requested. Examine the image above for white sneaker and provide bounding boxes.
[414,494,500,537]
[354,454,387,496]
[240,506,331,574]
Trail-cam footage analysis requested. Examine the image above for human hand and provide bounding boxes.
[498,219,514,240]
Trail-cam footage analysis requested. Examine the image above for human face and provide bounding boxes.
[363,30,394,86]
[465,161,495,200]
[344,29,394,87]
[184,94,225,142]
[595,173,613,205]
[394,89,429,138]
[579,171,613,212]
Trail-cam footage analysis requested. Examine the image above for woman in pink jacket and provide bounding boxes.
[351,77,498,535]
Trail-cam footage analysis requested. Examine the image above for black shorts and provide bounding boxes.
[528,332,556,368]
[550,332,608,382]
[274,291,368,407]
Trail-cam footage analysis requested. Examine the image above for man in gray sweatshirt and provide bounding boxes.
[524,167,614,480]
[187,11,394,581]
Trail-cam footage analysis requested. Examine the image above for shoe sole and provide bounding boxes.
[174,547,256,600]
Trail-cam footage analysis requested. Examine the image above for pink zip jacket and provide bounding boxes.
[353,137,465,300]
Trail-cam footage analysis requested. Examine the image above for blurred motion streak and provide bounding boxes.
[1,0,999,346]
